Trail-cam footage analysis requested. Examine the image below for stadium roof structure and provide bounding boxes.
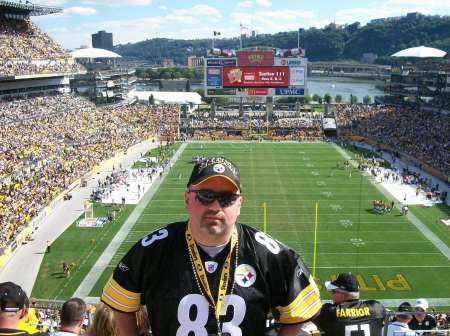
[71,48,121,59]
[391,46,446,58]
[0,0,62,16]
[129,90,202,105]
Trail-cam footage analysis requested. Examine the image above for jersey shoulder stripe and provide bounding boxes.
[101,277,141,313]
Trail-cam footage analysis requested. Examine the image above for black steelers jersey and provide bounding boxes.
[101,221,321,336]
[408,315,437,330]
[314,299,386,336]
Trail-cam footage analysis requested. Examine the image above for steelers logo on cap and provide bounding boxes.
[213,163,226,173]
[235,264,256,287]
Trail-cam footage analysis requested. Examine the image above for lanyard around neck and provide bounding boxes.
[186,222,238,321]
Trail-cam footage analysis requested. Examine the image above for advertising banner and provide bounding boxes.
[240,88,269,96]
[275,88,305,96]
[223,66,289,87]
[289,67,305,86]
[274,58,307,67]
[206,67,222,87]
[206,88,237,96]
[206,58,237,66]
[237,51,275,66]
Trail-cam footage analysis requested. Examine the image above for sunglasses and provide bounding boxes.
[189,189,240,207]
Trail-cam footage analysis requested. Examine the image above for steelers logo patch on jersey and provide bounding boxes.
[205,261,218,273]
[235,264,256,287]
[213,163,226,173]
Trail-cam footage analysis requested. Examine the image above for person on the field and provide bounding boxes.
[54,298,86,335]
[313,272,386,336]
[102,156,322,336]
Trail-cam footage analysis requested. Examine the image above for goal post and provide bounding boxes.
[84,200,94,219]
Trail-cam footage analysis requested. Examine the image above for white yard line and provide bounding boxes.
[333,144,450,261]
[73,143,187,298]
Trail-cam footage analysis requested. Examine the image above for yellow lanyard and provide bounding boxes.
[186,223,238,321]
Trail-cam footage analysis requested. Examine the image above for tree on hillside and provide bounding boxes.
[350,95,358,104]
[324,93,332,104]
[335,94,343,103]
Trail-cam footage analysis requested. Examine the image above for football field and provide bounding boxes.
[32,142,450,304]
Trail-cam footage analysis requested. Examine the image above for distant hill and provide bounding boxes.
[114,13,450,65]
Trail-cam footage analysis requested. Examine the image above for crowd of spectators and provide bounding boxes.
[0,18,84,76]
[336,104,450,176]
[0,94,180,248]
[182,110,324,140]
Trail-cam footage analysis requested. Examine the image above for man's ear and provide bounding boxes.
[184,191,189,209]
[19,307,27,319]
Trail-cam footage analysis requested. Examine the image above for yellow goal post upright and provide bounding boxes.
[312,202,319,278]
[84,200,94,219]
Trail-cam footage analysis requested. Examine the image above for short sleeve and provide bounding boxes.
[273,251,322,324]
[101,241,145,313]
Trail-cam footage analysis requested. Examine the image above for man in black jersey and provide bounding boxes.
[314,272,386,336]
[102,156,321,336]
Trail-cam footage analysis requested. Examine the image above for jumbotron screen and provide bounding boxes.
[222,66,289,88]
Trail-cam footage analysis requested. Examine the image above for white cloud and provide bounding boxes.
[81,0,152,6]
[158,5,168,10]
[255,0,271,7]
[237,0,253,8]
[63,7,96,16]
[172,4,222,18]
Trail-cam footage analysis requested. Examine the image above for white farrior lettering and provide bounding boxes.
[255,232,280,254]
[176,294,246,335]
[141,229,168,247]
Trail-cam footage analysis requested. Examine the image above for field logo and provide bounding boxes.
[235,264,256,287]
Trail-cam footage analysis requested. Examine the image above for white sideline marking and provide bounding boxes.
[315,265,449,269]
[73,143,187,298]
[333,144,450,261]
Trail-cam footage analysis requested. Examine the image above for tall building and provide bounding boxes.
[92,30,113,51]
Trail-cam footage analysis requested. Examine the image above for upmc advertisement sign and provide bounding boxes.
[206,67,222,87]
[223,66,289,87]
[237,51,274,66]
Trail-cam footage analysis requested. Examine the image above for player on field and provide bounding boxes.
[313,272,386,336]
[101,156,322,336]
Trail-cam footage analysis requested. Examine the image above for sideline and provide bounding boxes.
[333,143,450,261]
[73,142,187,298]
[0,139,160,293]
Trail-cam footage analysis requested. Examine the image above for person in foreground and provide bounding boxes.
[101,156,322,336]
[0,281,42,335]
[54,297,87,336]
[313,272,386,336]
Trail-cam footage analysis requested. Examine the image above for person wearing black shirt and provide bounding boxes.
[408,298,436,333]
[102,156,322,336]
[314,272,386,336]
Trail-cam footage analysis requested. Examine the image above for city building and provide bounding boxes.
[187,56,204,67]
[92,30,113,51]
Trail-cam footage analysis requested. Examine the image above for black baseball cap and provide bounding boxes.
[0,282,27,312]
[325,273,359,293]
[398,302,412,318]
[187,157,241,191]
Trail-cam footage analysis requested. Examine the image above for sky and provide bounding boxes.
[31,0,450,50]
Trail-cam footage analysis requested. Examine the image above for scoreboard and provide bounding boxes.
[204,50,307,97]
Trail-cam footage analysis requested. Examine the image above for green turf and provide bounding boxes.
[31,203,135,300]
[32,142,450,305]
